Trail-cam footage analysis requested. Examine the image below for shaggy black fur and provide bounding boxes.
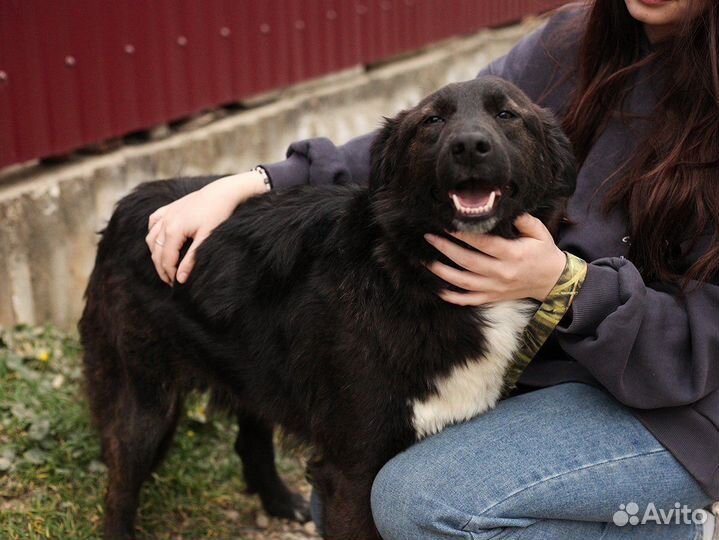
[79,76,576,540]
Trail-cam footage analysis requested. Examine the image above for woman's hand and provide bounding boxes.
[145,170,268,285]
[424,214,566,305]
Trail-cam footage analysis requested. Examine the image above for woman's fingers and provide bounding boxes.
[150,237,171,285]
[424,233,498,275]
[158,225,189,284]
[146,213,197,285]
[148,206,167,232]
[424,214,561,304]
[176,232,209,284]
[146,219,178,285]
[426,261,491,292]
[438,289,494,306]
[449,230,512,259]
[513,213,551,240]
[448,214,551,256]
[145,219,161,252]
[146,221,169,284]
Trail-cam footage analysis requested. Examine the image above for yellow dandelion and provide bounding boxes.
[36,350,50,362]
[186,430,195,439]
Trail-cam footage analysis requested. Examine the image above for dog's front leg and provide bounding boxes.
[313,462,381,540]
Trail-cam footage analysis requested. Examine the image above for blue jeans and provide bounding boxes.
[312,383,712,539]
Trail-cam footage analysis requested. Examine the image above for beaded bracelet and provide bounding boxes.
[252,166,272,191]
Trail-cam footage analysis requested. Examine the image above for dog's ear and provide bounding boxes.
[536,107,577,199]
[369,110,409,192]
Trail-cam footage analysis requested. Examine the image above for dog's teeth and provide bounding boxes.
[451,194,462,210]
[487,190,496,209]
[452,190,501,216]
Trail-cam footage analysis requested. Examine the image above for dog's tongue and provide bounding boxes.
[452,188,493,208]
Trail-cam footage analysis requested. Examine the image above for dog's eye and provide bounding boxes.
[423,115,445,126]
[496,110,517,120]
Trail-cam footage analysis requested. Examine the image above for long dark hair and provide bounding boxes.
[562,0,719,285]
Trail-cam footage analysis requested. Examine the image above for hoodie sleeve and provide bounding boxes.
[262,132,377,190]
[556,257,719,409]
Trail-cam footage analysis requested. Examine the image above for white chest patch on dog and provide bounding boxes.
[411,299,536,439]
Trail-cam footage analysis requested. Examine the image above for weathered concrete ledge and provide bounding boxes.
[0,19,539,329]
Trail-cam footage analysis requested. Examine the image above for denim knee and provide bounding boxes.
[371,453,475,540]
[371,457,414,539]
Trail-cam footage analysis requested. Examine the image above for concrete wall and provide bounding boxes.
[0,20,539,330]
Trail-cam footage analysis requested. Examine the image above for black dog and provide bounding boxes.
[79,76,575,540]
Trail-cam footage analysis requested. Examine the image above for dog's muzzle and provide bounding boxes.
[438,130,511,233]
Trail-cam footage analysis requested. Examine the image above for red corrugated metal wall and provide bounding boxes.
[0,0,567,170]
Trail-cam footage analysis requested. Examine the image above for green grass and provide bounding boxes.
[0,325,311,539]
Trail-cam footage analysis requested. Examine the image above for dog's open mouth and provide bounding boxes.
[449,179,502,219]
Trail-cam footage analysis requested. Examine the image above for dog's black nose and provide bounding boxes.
[450,133,492,164]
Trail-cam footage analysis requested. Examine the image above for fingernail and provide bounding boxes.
[177,272,188,283]
[424,233,436,243]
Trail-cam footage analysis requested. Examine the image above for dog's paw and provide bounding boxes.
[263,491,311,523]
